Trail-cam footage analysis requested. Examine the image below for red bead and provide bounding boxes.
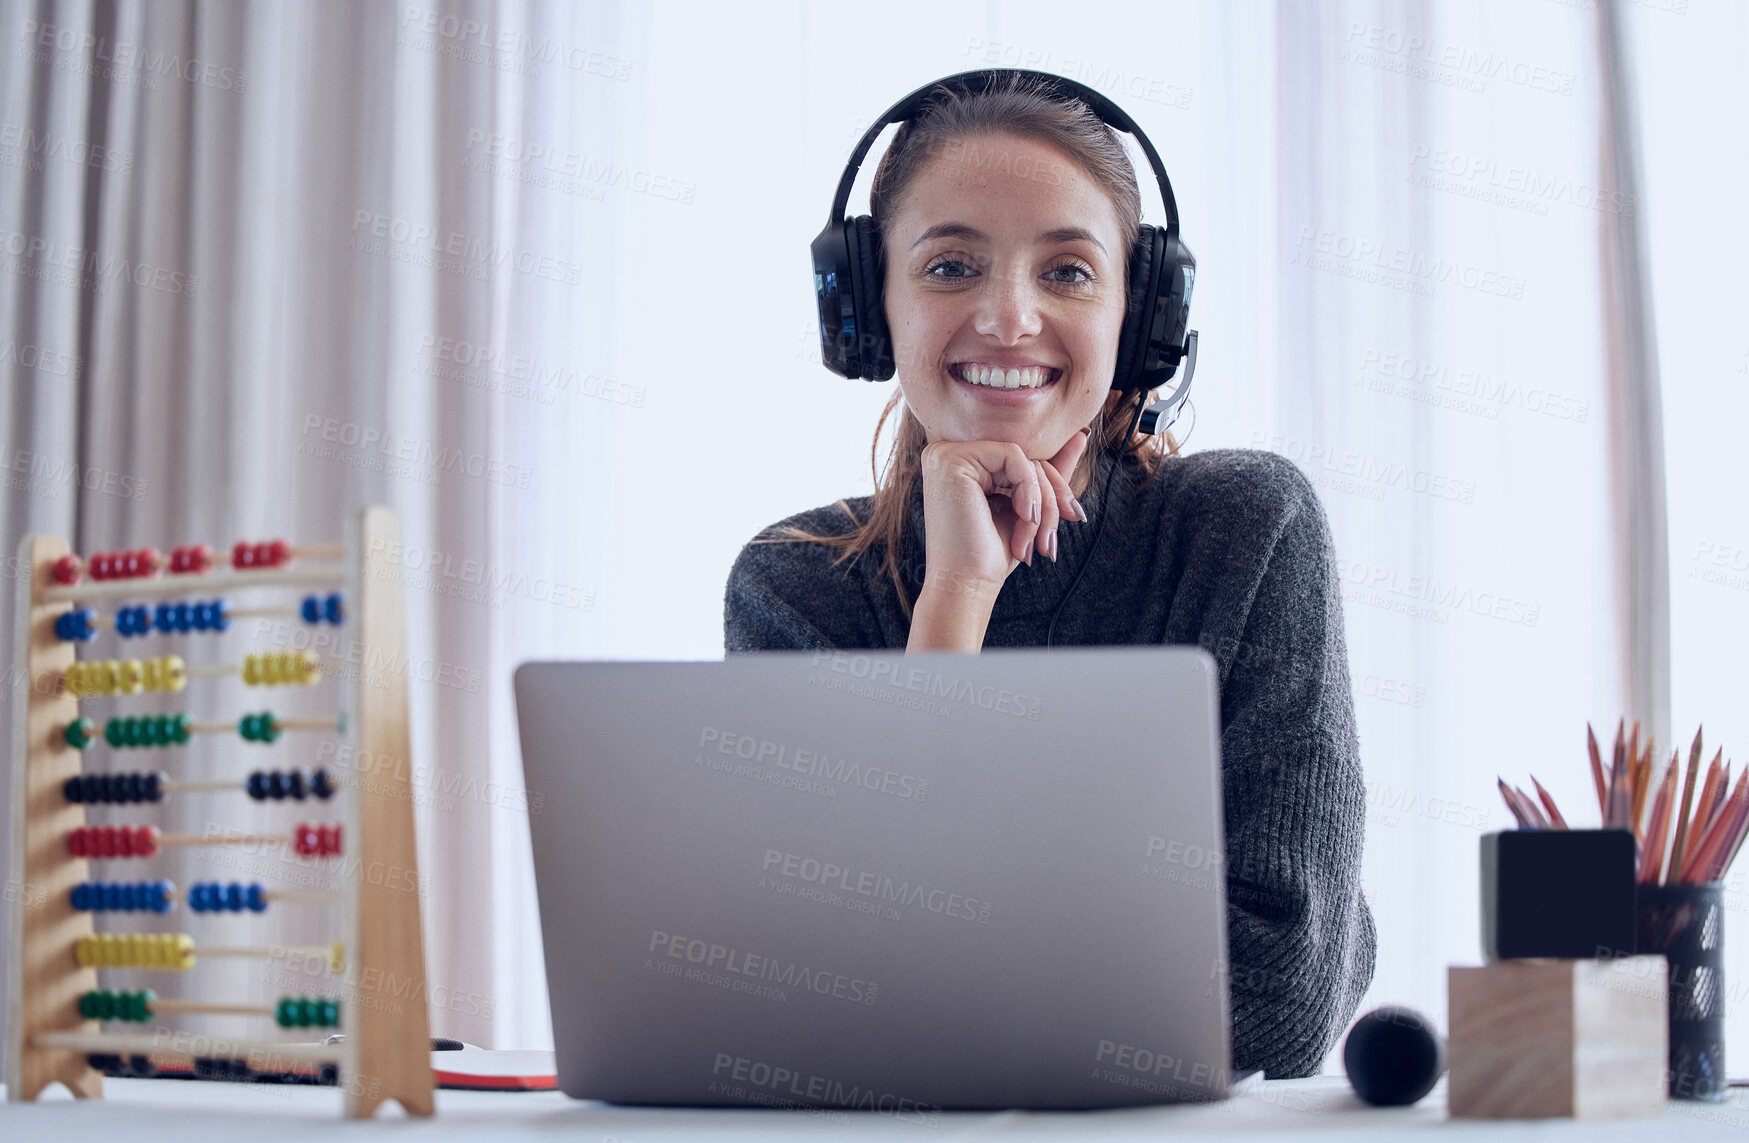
[321,824,342,856]
[138,548,161,576]
[187,544,212,573]
[233,541,253,569]
[295,823,317,856]
[121,551,140,578]
[268,539,290,567]
[68,827,89,857]
[90,553,110,580]
[52,555,83,584]
[253,542,271,568]
[135,825,160,858]
[96,827,117,859]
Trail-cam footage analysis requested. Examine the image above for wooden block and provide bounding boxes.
[1448,957,1667,1119]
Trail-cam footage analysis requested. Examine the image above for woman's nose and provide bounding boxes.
[972,269,1044,343]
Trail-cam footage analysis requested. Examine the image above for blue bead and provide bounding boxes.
[224,883,244,912]
[302,595,321,624]
[100,883,119,911]
[55,613,72,640]
[153,602,174,632]
[246,884,267,913]
[325,593,345,624]
[172,602,192,631]
[71,884,90,910]
[211,599,231,632]
[78,609,96,639]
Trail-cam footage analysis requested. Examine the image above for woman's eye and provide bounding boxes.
[1046,262,1094,285]
[924,258,974,279]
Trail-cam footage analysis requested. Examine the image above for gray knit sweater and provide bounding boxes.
[723,446,1376,1078]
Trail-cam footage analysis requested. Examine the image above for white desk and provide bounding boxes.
[4,1075,1749,1140]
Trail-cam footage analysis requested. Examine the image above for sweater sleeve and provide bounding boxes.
[1185,454,1376,1078]
[723,513,890,653]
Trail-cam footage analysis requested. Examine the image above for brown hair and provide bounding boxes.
[758,73,1185,619]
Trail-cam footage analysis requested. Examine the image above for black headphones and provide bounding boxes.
[810,69,1199,436]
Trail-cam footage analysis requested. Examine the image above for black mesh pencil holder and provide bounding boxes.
[1636,883,1726,1101]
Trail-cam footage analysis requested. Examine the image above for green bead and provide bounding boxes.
[157,714,174,744]
[275,998,297,1028]
[104,718,125,748]
[79,991,99,1019]
[239,714,258,742]
[139,717,159,746]
[259,713,281,744]
[318,999,339,1027]
[65,718,95,750]
[170,713,191,744]
[123,717,142,747]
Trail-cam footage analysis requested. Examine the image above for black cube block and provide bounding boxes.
[1480,829,1636,960]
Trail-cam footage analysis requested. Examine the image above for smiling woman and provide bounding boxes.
[724,71,1375,1079]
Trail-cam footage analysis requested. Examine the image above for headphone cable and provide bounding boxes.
[1045,392,1146,647]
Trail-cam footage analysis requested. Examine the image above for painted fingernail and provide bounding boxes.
[1047,530,1059,561]
[1022,538,1033,566]
[1030,497,1040,525]
[1069,496,1086,522]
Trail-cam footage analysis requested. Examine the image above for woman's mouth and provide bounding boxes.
[949,363,1062,391]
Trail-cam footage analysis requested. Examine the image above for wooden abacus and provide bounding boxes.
[5,507,433,1117]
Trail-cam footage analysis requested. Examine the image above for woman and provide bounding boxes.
[724,73,1374,1080]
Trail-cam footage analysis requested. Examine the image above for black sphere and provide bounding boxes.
[1343,1005,1446,1107]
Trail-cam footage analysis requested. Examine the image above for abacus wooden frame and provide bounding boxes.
[4,506,434,1118]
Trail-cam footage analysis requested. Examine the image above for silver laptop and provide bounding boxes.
[513,646,1235,1111]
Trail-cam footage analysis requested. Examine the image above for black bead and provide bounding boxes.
[288,770,308,800]
[145,772,165,802]
[311,768,335,800]
[268,770,289,800]
[246,771,269,800]
[64,776,84,803]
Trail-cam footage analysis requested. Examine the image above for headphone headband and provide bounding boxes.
[825,69,1181,241]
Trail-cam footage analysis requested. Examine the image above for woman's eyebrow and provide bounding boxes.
[910,222,1107,256]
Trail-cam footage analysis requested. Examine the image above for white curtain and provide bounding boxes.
[3,0,1742,1077]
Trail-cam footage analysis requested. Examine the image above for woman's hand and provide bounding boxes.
[906,428,1090,652]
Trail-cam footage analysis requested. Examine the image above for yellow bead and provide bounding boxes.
[164,655,187,693]
[330,941,345,974]
[243,654,263,686]
[74,936,95,967]
[119,659,145,694]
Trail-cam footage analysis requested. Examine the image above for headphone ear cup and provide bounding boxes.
[1113,225,1163,392]
[849,216,894,380]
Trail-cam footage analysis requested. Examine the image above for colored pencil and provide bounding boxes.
[1531,777,1569,829]
[1588,724,1607,817]
[1606,720,1631,829]
[1638,757,1678,884]
[1680,768,1747,884]
[1704,786,1749,883]
[1666,727,1706,885]
[1498,777,1534,829]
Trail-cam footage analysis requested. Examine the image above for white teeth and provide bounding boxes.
[956,365,1053,390]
